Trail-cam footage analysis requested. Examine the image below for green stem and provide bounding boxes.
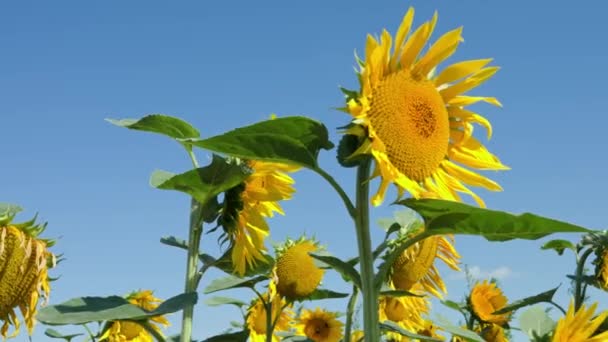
[265,301,273,342]
[574,248,593,311]
[549,300,567,315]
[354,159,380,342]
[344,285,360,342]
[314,166,356,219]
[181,147,203,342]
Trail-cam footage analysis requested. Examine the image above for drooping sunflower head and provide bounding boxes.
[246,288,293,342]
[552,301,608,342]
[99,290,169,342]
[218,160,299,276]
[469,280,510,326]
[342,7,507,207]
[0,211,56,339]
[274,237,325,300]
[296,308,343,342]
[389,231,460,298]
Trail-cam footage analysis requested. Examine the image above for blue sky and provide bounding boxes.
[2,0,608,341]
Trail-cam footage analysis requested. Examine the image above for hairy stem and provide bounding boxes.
[344,285,360,342]
[574,248,593,311]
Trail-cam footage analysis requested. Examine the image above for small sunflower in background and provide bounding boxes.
[342,7,507,207]
[296,307,343,342]
[99,290,169,342]
[218,160,299,276]
[552,301,608,342]
[274,237,325,300]
[469,280,510,326]
[477,323,509,342]
[246,282,293,342]
[379,285,434,340]
[0,209,56,339]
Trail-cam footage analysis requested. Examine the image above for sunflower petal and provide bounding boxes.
[400,11,438,68]
[390,7,415,70]
[435,58,493,86]
[441,66,500,101]
[442,161,502,191]
[449,107,493,139]
[414,27,463,77]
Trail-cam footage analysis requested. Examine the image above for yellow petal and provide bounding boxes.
[448,136,509,171]
[449,95,502,107]
[442,161,502,191]
[441,66,500,101]
[449,107,493,139]
[435,59,493,86]
[400,11,438,68]
[414,27,463,77]
[390,7,415,70]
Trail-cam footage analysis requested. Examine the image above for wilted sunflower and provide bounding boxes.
[552,301,608,342]
[99,290,169,342]
[389,233,460,298]
[342,7,507,206]
[469,281,510,325]
[0,211,55,338]
[274,237,325,300]
[246,283,293,342]
[296,308,343,342]
[219,160,299,276]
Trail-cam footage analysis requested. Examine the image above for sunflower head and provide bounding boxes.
[389,232,460,298]
[342,7,507,207]
[218,160,299,276]
[477,323,508,342]
[296,308,343,342]
[246,287,293,342]
[0,211,56,339]
[552,301,608,342]
[99,290,169,342]
[469,280,510,325]
[274,237,325,300]
[379,285,430,335]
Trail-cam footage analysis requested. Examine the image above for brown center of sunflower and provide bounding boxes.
[367,70,449,181]
[304,318,331,340]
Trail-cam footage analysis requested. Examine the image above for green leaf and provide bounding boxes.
[160,236,188,250]
[380,321,442,341]
[0,203,22,217]
[303,289,350,301]
[441,300,465,313]
[433,315,484,342]
[380,290,424,298]
[204,296,247,308]
[44,328,83,341]
[200,330,249,342]
[184,116,333,169]
[541,239,576,256]
[151,155,250,206]
[200,249,274,277]
[309,253,361,289]
[519,306,556,339]
[203,275,267,294]
[37,292,197,325]
[107,114,200,140]
[398,199,591,241]
[493,286,559,315]
[281,336,316,342]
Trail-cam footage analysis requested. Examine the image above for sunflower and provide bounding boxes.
[389,232,460,299]
[552,301,608,342]
[379,284,431,336]
[469,281,510,325]
[0,211,55,338]
[99,290,169,342]
[246,285,293,342]
[342,7,507,207]
[274,237,325,300]
[296,308,343,342]
[594,248,608,290]
[478,323,508,342]
[219,160,299,276]
[351,330,364,342]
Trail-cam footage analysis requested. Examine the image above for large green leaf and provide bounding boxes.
[493,286,559,315]
[184,116,334,169]
[398,199,591,241]
[519,306,556,339]
[37,292,197,325]
[309,253,361,288]
[380,321,442,341]
[203,275,267,294]
[541,239,576,256]
[107,114,200,140]
[200,330,249,342]
[151,155,249,206]
[304,289,350,301]
[433,315,484,342]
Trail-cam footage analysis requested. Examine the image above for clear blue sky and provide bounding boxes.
[2,1,607,341]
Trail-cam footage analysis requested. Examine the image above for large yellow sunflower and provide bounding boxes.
[552,301,608,342]
[389,232,460,299]
[220,160,299,276]
[99,290,169,342]
[296,308,343,342]
[274,237,325,300]
[0,212,55,339]
[469,281,510,325]
[343,7,507,206]
[246,284,293,342]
